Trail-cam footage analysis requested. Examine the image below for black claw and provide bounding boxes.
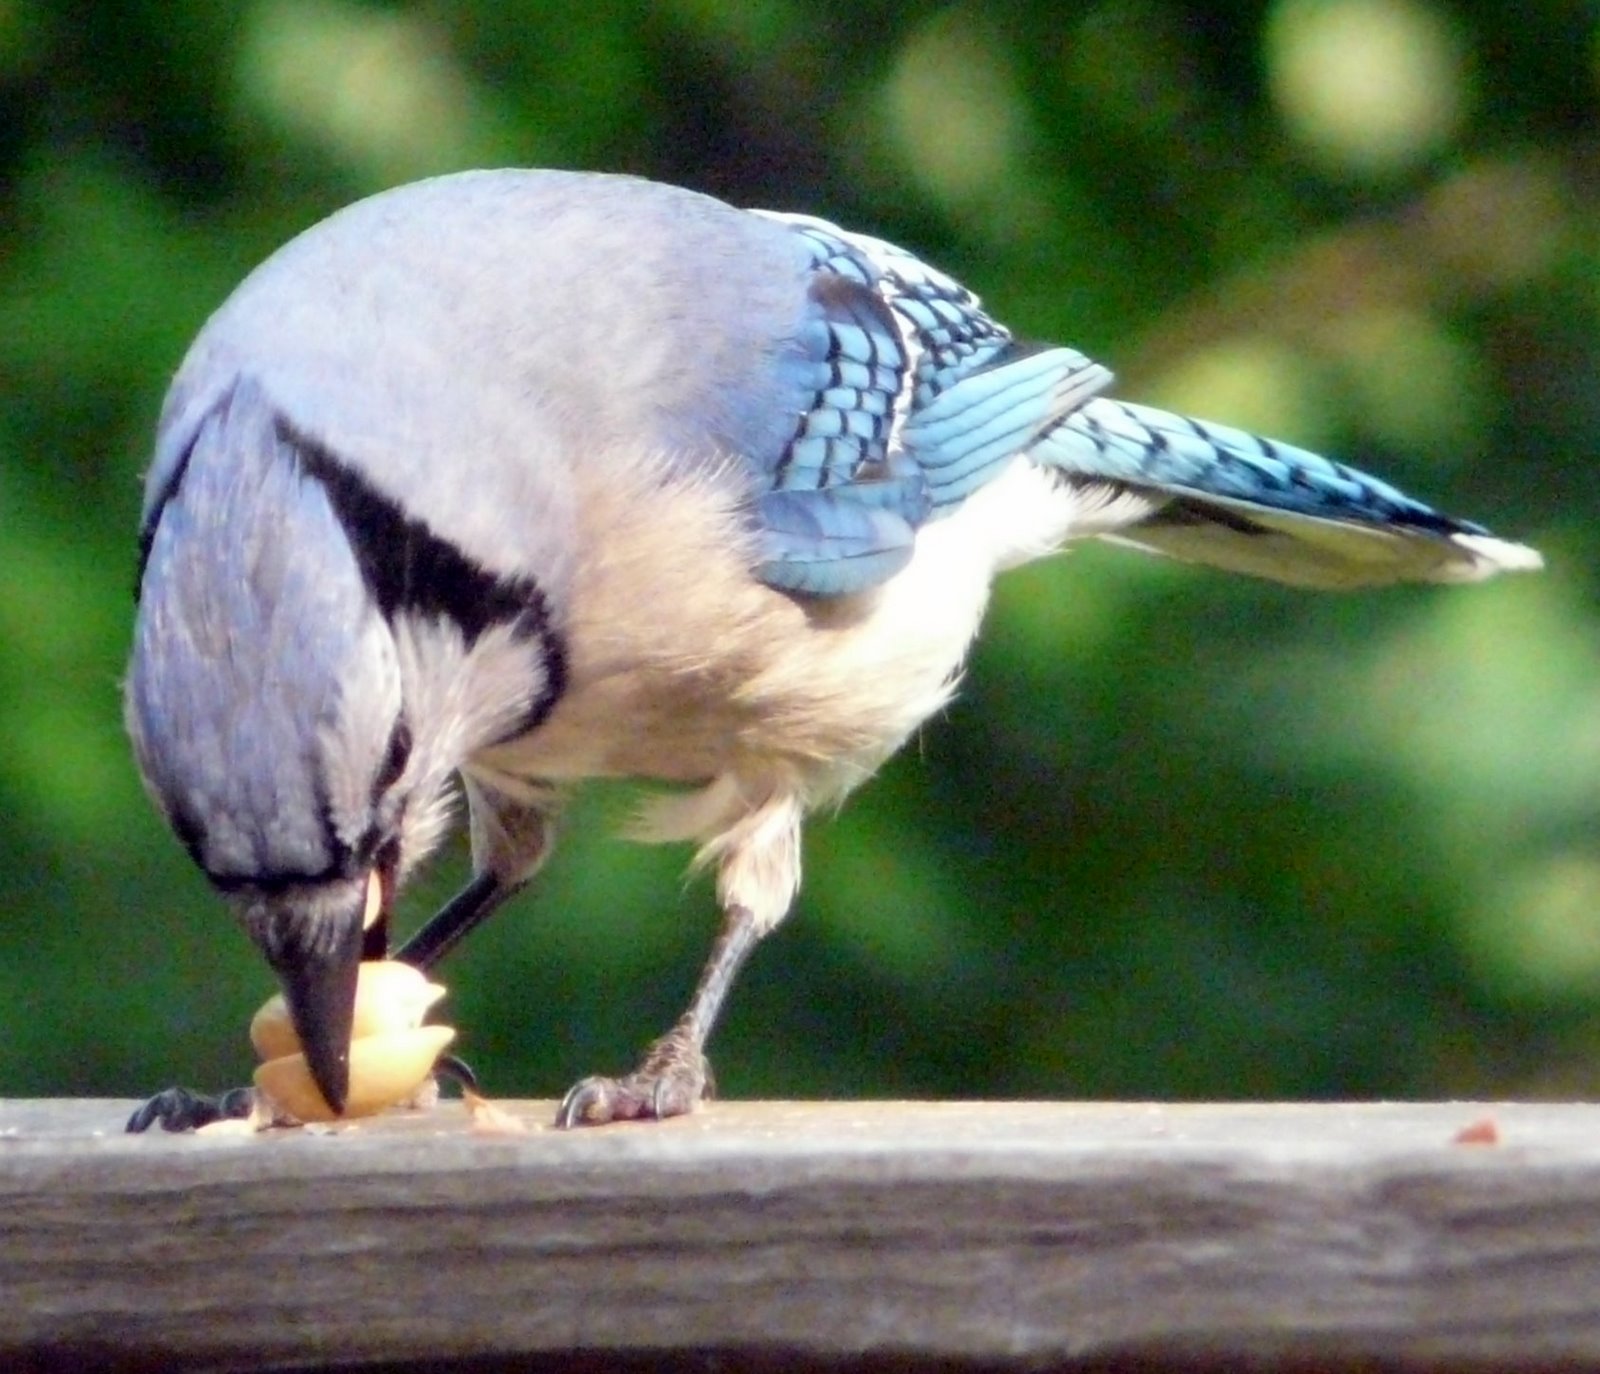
[126,1085,254,1134]
[554,1079,594,1129]
[432,1053,480,1094]
[650,1077,672,1119]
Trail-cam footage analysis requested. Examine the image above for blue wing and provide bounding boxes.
[745,212,1537,596]
[749,212,1110,596]
[749,261,927,596]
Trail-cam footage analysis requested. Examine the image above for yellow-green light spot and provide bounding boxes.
[1266,0,1472,178]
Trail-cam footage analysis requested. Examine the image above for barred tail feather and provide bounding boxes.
[1033,397,1542,589]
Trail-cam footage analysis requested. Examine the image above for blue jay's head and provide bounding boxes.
[126,383,440,1116]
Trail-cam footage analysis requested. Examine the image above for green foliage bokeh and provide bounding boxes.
[1,0,1595,1106]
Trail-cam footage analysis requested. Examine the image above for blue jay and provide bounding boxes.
[124,170,1540,1129]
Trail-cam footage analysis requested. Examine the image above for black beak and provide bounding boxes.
[254,885,366,1116]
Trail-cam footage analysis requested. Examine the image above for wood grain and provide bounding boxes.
[3,1099,1598,1371]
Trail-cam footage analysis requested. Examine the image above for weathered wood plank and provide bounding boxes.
[3,1099,1599,1372]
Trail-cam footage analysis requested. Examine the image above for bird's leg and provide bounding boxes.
[394,870,518,970]
[389,784,552,1090]
[397,775,555,971]
[556,900,762,1128]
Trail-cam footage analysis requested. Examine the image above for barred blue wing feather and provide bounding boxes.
[755,488,923,596]
[903,344,1111,509]
[753,270,930,594]
[769,276,906,496]
[751,211,1114,592]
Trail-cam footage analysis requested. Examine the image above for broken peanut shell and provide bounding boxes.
[247,959,454,1122]
[254,1025,457,1123]
[249,960,448,1062]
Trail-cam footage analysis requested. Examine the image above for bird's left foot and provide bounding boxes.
[555,1026,713,1128]
[126,1085,255,1133]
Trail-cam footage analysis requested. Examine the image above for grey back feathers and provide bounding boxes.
[149,171,825,569]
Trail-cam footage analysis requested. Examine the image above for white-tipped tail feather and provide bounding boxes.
[1439,532,1545,581]
[1102,493,1544,591]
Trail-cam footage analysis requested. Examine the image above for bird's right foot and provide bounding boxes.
[554,1026,714,1128]
[126,1085,255,1133]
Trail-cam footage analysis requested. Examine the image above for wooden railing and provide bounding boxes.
[4,1099,1598,1371]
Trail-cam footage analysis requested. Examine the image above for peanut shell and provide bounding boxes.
[253,1025,457,1123]
[249,960,446,1062]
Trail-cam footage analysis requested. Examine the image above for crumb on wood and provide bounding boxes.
[464,1088,530,1135]
[1452,1116,1500,1146]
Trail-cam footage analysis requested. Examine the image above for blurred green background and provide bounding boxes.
[2,0,1596,1109]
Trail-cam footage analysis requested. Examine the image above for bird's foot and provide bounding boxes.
[555,1026,714,1128]
[126,1085,255,1133]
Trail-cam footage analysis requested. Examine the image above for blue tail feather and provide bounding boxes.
[1034,398,1483,537]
